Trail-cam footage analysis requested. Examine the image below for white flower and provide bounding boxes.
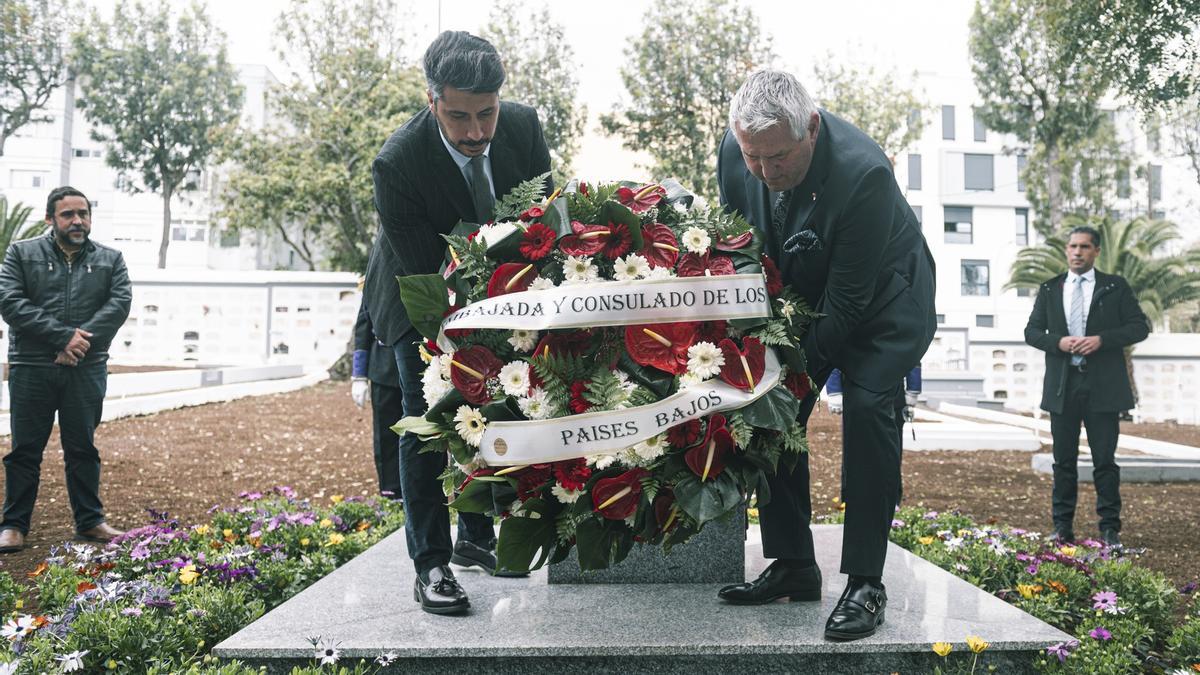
[0,660,18,675]
[686,341,725,380]
[645,264,676,279]
[988,541,1009,556]
[619,446,644,466]
[55,650,89,672]
[634,434,666,461]
[0,615,33,640]
[498,361,531,396]
[551,484,583,504]
[456,456,488,474]
[376,652,399,667]
[682,226,711,254]
[678,372,704,388]
[563,255,599,284]
[777,298,796,320]
[311,636,341,666]
[613,253,651,281]
[519,388,553,420]
[945,536,965,550]
[529,276,557,291]
[434,353,454,379]
[587,453,617,470]
[508,329,538,352]
[477,222,519,247]
[421,360,452,407]
[454,405,487,447]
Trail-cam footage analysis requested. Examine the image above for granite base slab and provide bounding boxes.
[1032,453,1200,482]
[214,525,1071,674]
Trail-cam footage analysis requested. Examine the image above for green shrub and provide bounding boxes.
[1092,560,1178,639]
[1167,614,1200,669]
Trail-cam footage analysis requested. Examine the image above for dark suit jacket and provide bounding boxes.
[717,110,937,392]
[353,295,399,386]
[366,102,552,346]
[1024,270,1149,414]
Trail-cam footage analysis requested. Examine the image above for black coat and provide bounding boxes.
[365,102,551,346]
[1024,270,1149,413]
[717,110,937,392]
[352,295,399,386]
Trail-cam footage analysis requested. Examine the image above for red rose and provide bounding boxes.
[717,337,767,392]
[553,458,591,491]
[486,262,537,297]
[569,380,591,413]
[784,371,812,400]
[449,345,504,404]
[624,322,698,375]
[639,223,680,269]
[684,414,734,481]
[592,467,650,520]
[519,223,556,260]
[761,255,783,296]
[667,419,701,448]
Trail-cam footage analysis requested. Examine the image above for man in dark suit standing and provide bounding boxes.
[715,70,936,641]
[1024,226,1148,548]
[350,294,402,502]
[369,30,551,615]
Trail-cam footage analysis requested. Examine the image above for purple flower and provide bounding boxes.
[890,519,905,528]
[1180,581,1198,595]
[1026,564,1039,575]
[1092,591,1118,611]
[1088,626,1111,641]
[1011,528,1027,535]
[141,586,175,610]
[240,491,264,501]
[1045,639,1079,663]
[120,607,142,617]
[1016,552,1033,562]
[923,511,939,520]
[130,544,151,561]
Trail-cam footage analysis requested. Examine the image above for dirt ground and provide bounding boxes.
[0,382,1196,591]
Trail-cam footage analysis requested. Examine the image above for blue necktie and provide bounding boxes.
[1069,276,1085,366]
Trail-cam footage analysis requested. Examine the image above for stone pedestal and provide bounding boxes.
[548,508,746,584]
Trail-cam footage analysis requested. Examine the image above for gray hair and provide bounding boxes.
[729,70,818,141]
[423,31,506,100]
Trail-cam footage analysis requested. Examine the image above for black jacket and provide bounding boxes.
[0,234,132,366]
[366,102,552,346]
[353,294,399,386]
[1024,270,1149,413]
[718,110,937,392]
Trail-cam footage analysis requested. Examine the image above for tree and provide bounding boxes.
[1166,93,1200,190]
[217,0,425,272]
[1021,115,1135,222]
[71,1,242,268]
[480,1,586,186]
[811,56,929,163]
[0,195,44,254]
[601,0,773,200]
[0,0,70,156]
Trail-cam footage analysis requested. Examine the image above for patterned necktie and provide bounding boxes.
[1069,276,1085,366]
[770,189,792,258]
[468,155,493,224]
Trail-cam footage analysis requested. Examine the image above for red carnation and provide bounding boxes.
[520,206,545,221]
[569,380,591,413]
[592,467,650,520]
[486,262,537,297]
[667,419,701,448]
[762,255,783,296]
[717,337,767,392]
[599,222,633,259]
[516,465,553,502]
[677,252,736,277]
[624,322,698,375]
[520,223,556,260]
[616,184,666,213]
[684,414,735,481]
[449,345,504,404]
[784,371,813,400]
[639,223,680,269]
[553,458,591,491]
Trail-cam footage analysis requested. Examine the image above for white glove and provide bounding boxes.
[905,390,920,407]
[826,393,843,415]
[351,378,369,408]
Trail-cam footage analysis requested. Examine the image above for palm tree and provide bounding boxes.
[1,196,46,256]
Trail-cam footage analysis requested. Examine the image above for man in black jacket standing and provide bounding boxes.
[716,70,936,641]
[1024,225,1149,547]
[350,293,402,502]
[368,31,551,615]
[0,186,131,553]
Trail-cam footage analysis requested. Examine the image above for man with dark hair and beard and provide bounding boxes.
[367,30,551,615]
[0,186,131,553]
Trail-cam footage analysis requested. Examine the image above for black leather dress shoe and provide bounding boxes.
[1101,529,1122,548]
[451,539,528,577]
[413,565,469,615]
[824,578,887,641]
[1049,528,1075,544]
[717,560,822,604]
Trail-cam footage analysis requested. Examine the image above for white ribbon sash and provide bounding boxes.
[478,351,782,465]
[436,274,770,352]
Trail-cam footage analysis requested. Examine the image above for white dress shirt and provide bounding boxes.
[439,128,495,199]
[1063,267,1096,328]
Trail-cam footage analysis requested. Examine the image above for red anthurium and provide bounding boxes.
[684,414,735,481]
[639,223,680,268]
[696,320,728,345]
[450,345,504,404]
[616,183,666,213]
[599,222,633,259]
[592,467,650,520]
[520,205,545,221]
[715,230,753,251]
[624,322,698,375]
[520,223,557,261]
[717,337,766,392]
[457,467,497,492]
[762,255,783,295]
[532,330,592,359]
[784,371,813,400]
[486,262,537,297]
[558,221,609,256]
[677,252,736,277]
[653,489,680,532]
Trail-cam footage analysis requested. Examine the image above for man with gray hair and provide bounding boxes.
[369,30,551,615]
[716,70,936,641]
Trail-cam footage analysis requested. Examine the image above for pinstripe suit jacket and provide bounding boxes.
[366,103,551,346]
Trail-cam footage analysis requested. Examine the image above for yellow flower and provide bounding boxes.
[356,521,371,532]
[918,536,935,546]
[319,518,333,529]
[838,502,846,512]
[966,635,989,653]
[106,659,118,670]
[326,533,345,546]
[1017,583,1039,599]
[194,524,210,535]
[300,537,310,547]
[222,528,236,543]
[746,508,759,519]
[179,564,200,585]
[1047,580,1068,594]
[958,528,971,537]
[15,599,22,610]
[1058,545,1077,557]
[331,495,344,504]
[932,642,952,657]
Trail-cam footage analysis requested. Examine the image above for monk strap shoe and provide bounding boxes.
[825,578,887,641]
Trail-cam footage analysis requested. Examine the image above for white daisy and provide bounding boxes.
[498,361,531,396]
[613,253,651,281]
[454,405,487,447]
[0,660,18,675]
[682,226,712,254]
[679,372,704,388]
[519,388,554,420]
[477,222,518,247]
[686,341,725,380]
[563,255,599,284]
[421,361,452,407]
[0,615,33,640]
[55,650,89,672]
[587,453,617,470]
[508,329,538,352]
[634,434,667,461]
[529,276,557,291]
[645,264,676,279]
[311,636,341,666]
[551,484,583,504]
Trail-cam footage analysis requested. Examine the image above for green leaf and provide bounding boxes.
[617,353,674,398]
[397,274,450,343]
[481,396,527,422]
[673,473,740,525]
[496,500,558,573]
[541,196,572,238]
[426,388,467,423]
[598,200,644,250]
[740,386,800,432]
[574,517,634,571]
[448,477,496,513]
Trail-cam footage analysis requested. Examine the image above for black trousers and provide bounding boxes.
[370,380,403,499]
[3,363,108,534]
[760,372,903,577]
[1049,367,1121,533]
